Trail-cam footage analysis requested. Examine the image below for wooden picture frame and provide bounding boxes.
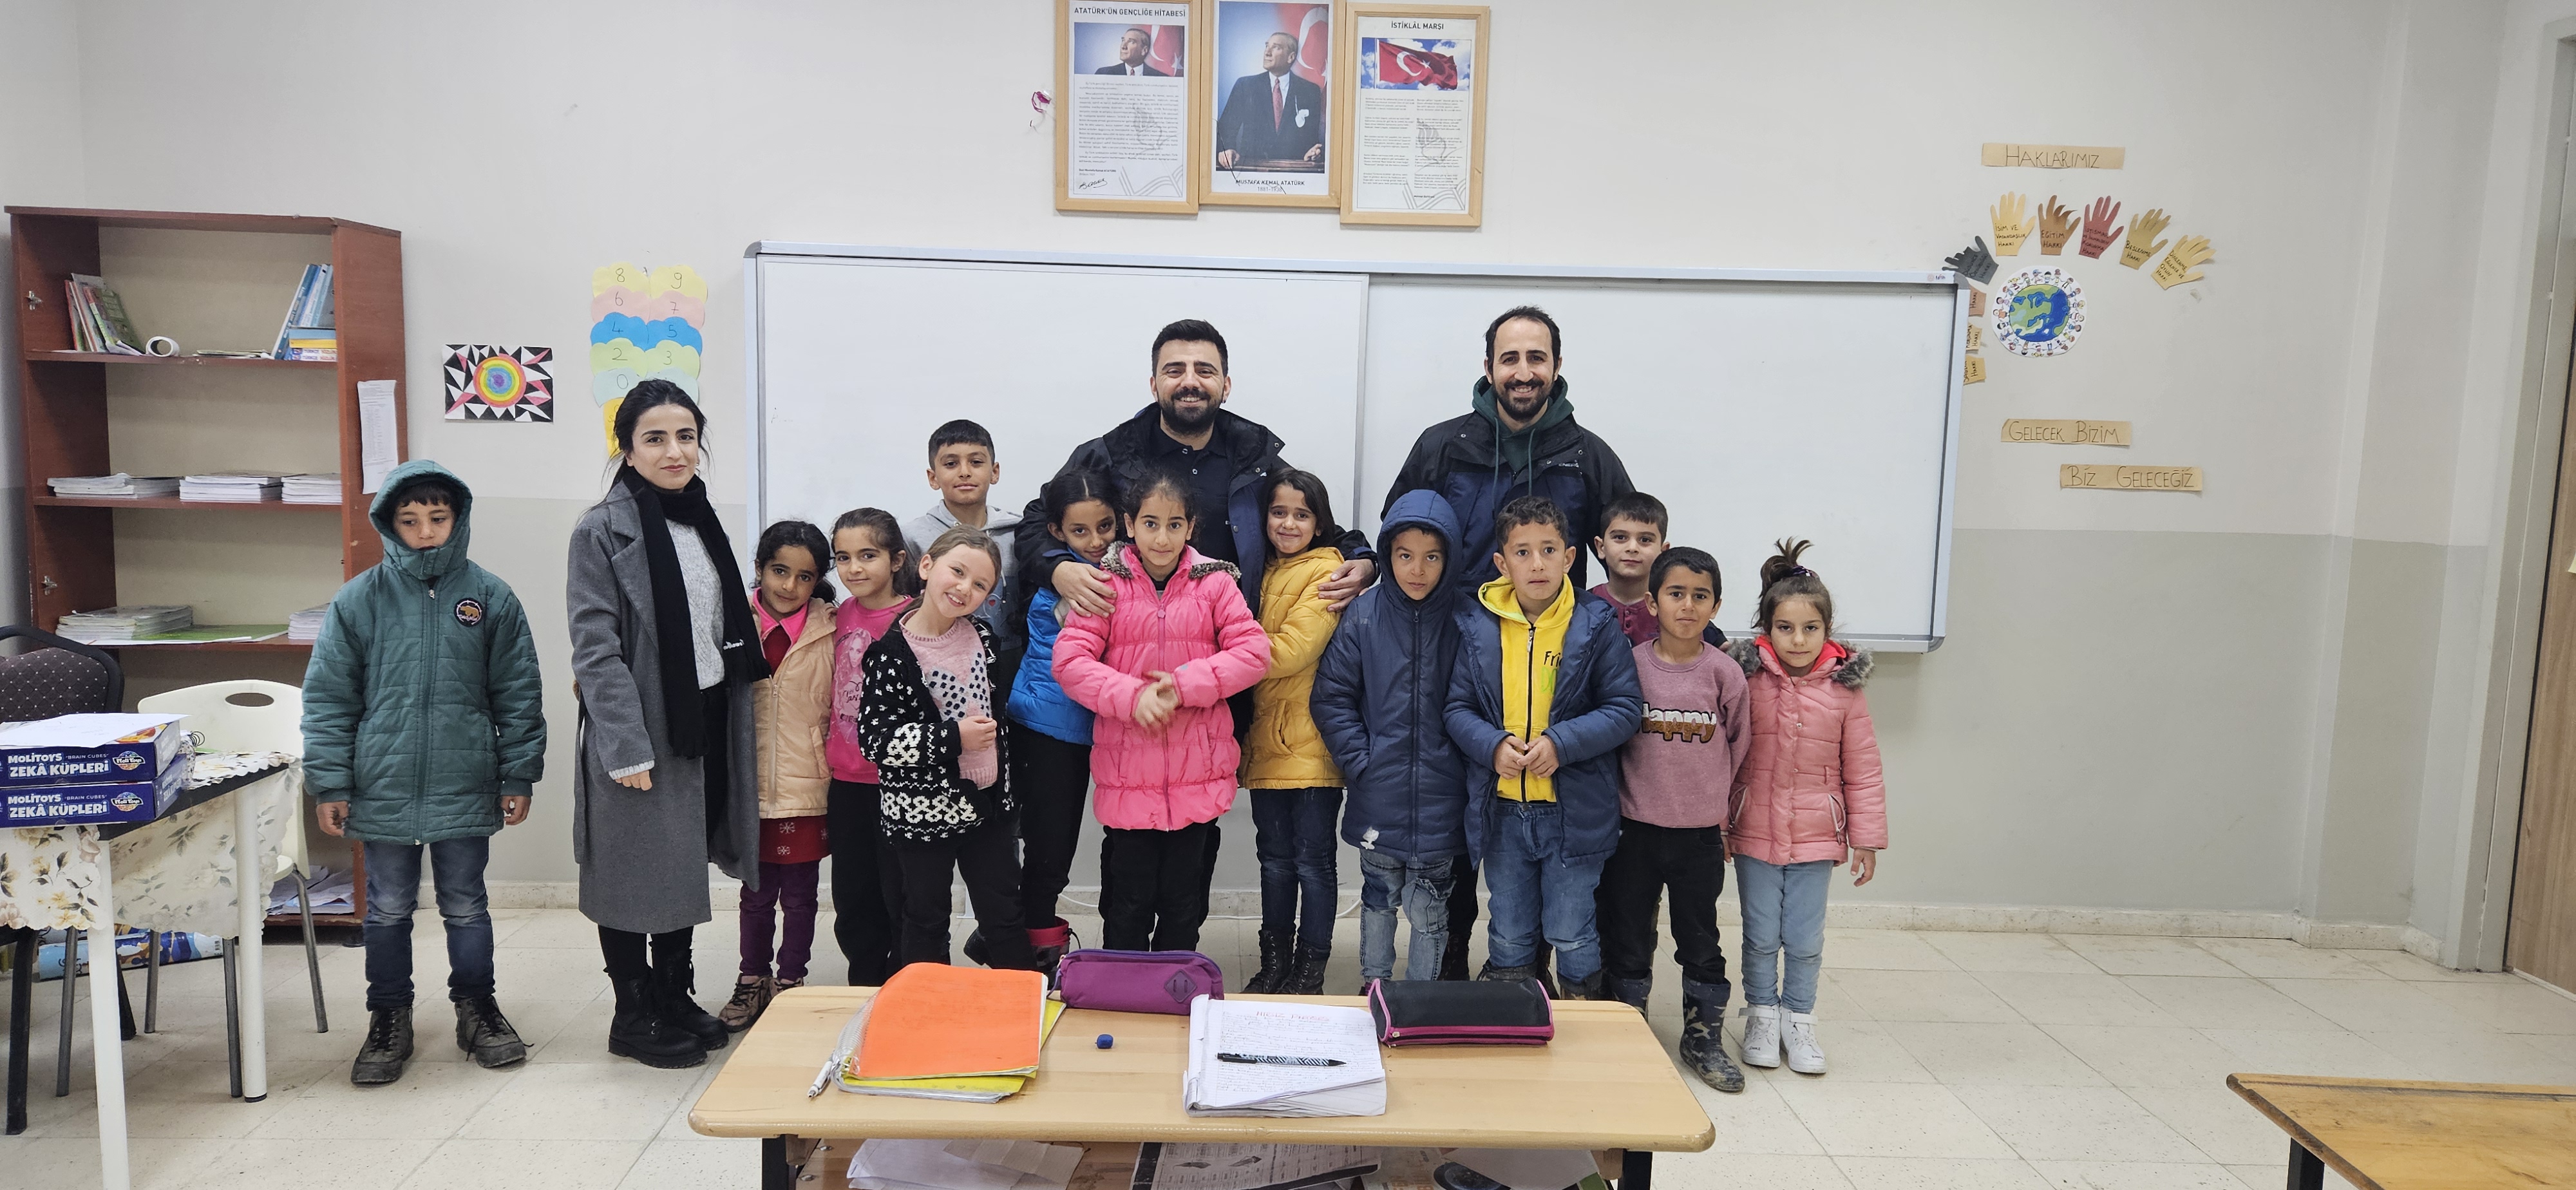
[1337,3,1488,227]
[1198,1,1343,209]
[1056,0,1206,214]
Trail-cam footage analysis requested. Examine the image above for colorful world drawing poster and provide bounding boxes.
[443,345,554,422]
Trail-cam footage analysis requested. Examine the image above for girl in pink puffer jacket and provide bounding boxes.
[1053,463,1271,952]
[1721,539,1886,1079]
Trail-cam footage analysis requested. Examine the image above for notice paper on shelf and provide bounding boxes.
[359,379,399,493]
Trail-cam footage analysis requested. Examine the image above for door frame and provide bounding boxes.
[2463,23,2576,971]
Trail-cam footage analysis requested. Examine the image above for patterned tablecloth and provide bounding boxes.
[0,752,303,934]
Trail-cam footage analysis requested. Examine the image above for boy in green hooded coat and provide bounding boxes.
[301,460,545,1086]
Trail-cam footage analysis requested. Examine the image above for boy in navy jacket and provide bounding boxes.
[1313,491,1469,982]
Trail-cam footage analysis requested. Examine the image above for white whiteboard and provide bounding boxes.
[1359,277,1963,644]
[749,255,1369,540]
[748,246,1963,648]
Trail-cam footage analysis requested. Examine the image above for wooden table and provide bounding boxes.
[693,987,1716,1190]
[2228,1073,2576,1189]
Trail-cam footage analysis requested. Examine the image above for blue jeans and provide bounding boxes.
[1358,850,1455,981]
[362,836,497,1011]
[1734,856,1832,1013]
[1251,788,1343,950]
[1480,799,1607,983]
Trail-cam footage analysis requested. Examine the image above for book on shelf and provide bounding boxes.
[62,274,146,355]
[281,473,340,504]
[57,605,194,642]
[270,263,334,359]
[287,605,329,643]
[180,471,286,502]
[48,473,181,499]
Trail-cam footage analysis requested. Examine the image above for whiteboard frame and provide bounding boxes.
[743,241,1968,650]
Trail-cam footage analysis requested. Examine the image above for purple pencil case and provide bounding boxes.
[1367,977,1555,1046]
[1054,949,1224,1015]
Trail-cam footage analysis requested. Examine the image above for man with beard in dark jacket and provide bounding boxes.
[1381,305,1636,594]
[1381,304,1636,985]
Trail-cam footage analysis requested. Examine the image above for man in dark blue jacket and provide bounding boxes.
[1312,491,1468,983]
[1381,305,1636,594]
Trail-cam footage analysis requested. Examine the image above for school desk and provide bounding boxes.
[692,987,1718,1190]
[2,754,301,1190]
[2228,1072,2576,1189]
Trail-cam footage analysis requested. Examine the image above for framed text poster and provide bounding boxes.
[1058,0,1207,212]
[1338,3,1487,226]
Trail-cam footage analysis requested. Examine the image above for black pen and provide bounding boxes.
[1217,1052,1346,1067]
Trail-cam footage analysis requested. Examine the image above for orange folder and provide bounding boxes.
[855,965,1050,1081]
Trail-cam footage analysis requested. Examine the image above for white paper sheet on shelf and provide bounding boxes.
[359,379,399,493]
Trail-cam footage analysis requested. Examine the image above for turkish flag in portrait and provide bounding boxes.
[1150,24,1186,76]
[1282,3,1329,88]
[1377,40,1458,88]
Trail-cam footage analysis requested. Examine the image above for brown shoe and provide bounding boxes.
[716,975,772,1032]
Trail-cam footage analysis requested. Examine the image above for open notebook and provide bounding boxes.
[1183,996,1386,1117]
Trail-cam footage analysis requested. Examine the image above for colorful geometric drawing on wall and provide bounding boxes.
[444,345,555,422]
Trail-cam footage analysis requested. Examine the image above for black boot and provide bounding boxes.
[1244,927,1294,994]
[454,995,528,1068]
[1479,961,1537,984]
[1609,974,1651,1014]
[607,974,706,1069]
[652,960,729,1052]
[962,928,992,968]
[1284,944,1332,995]
[1439,928,1472,981]
[350,1006,413,1086]
[1533,945,1560,999]
[1558,970,1605,1001]
[1680,979,1744,1093]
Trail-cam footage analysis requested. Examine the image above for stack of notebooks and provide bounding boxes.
[48,473,181,499]
[57,605,194,643]
[272,263,336,361]
[1184,997,1386,1117]
[62,273,145,355]
[831,964,1063,1102]
[181,471,285,502]
[281,473,341,504]
[288,605,330,643]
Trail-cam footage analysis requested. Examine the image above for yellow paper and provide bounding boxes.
[647,264,708,302]
[2152,235,2214,289]
[2003,419,2132,445]
[592,261,650,295]
[594,261,707,302]
[591,339,700,377]
[601,397,625,456]
[1966,323,1984,350]
[1969,288,1988,319]
[2060,464,2202,492]
[1982,143,2126,169]
[1964,355,1986,384]
[1990,192,2032,256]
[2121,209,2171,269]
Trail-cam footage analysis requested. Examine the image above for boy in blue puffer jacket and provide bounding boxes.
[301,460,545,1087]
[1312,490,1469,983]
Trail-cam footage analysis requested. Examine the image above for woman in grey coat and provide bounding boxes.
[566,380,768,1068]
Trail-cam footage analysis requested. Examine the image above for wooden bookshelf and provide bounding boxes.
[11,205,405,928]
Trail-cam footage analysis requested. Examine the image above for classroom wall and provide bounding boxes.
[7,0,2544,942]
[0,0,88,633]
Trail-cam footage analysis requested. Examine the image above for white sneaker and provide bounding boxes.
[1783,1011,1826,1074]
[1739,1004,1781,1068]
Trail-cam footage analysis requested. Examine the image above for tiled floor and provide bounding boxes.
[7,906,2575,1190]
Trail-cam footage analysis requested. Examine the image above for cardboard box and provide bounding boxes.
[0,713,189,788]
[1,751,191,826]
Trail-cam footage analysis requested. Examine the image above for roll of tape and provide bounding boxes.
[145,336,178,357]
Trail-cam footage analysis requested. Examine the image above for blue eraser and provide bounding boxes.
[1095,1033,1114,1049]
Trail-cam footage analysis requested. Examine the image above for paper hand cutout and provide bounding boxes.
[2037,196,2078,256]
[2078,196,2123,258]
[1943,236,1999,285]
[2121,208,2171,269]
[2152,235,2214,289]
[1991,193,2032,256]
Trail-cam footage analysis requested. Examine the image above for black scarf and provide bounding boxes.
[620,466,770,758]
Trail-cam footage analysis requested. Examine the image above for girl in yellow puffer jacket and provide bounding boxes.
[1244,469,1348,994]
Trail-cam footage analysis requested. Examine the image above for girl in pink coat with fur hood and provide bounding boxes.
[1054,463,1271,952]
[1722,539,1886,1079]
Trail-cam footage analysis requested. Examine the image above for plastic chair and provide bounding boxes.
[134,681,330,1068]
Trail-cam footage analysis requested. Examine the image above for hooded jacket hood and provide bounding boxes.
[1471,376,1577,483]
[1377,489,1464,616]
[370,459,473,583]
